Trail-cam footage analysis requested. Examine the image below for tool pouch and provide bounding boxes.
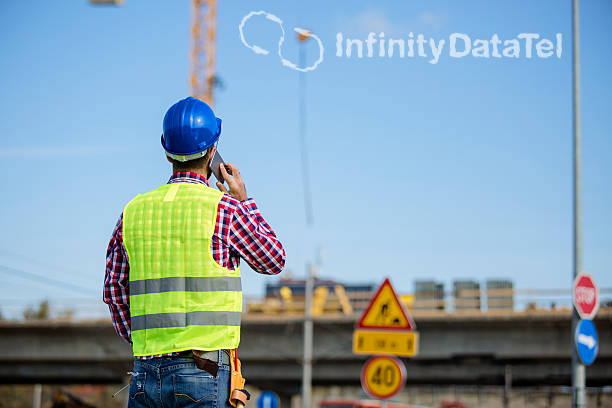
[229,349,250,407]
[192,350,219,377]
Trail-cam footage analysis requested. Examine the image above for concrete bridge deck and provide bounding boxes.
[0,309,610,395]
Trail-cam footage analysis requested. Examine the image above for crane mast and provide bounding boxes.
[190,0,217,107]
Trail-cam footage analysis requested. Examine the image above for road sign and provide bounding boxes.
[361,355,407,400]
[353,329,418,357]
[257,391,280,408]
[573,273,599,320]
[357,278,415,330]
[353,278,418,356]
[575,319,598,366]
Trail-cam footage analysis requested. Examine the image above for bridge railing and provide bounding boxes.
[244,287,612,316]
[1,287,610,321]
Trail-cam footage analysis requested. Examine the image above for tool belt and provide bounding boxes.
[178,349,250,407]
[178,350,230,377]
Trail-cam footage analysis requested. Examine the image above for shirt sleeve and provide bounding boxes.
[103,214,132,344]
[221,196,286,275]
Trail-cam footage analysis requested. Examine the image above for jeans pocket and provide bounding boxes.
[128,372,149,407]
[173,374,217,407]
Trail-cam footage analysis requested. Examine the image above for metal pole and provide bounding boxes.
[299,43,314,226]
[32,384,42,408]
[299,39,314,408]
[503,364,512,408]
[302,263,314,408]
[571,0,585,407]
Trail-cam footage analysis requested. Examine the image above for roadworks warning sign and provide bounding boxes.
[356,278,415,329]
[353,278,418,357]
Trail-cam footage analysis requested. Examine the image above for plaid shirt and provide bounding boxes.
[103,172,285,358]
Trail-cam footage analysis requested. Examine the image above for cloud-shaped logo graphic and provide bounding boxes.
[239,11,324,72]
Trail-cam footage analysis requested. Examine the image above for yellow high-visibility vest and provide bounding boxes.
[123,183,241,357]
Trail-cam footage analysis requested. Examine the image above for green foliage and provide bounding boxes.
[23,300,50,320]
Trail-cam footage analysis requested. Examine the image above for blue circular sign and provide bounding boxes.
[575,319,598,366]
[257,391,280,408]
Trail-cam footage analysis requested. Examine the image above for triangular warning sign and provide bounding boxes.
[357,278,415,330]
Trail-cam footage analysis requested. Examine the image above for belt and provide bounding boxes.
[177,350,231,366]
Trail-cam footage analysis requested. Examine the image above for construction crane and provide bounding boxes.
[89,0,218,106]
[190,0,217,106]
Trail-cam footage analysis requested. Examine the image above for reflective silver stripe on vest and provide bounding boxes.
[131,311,242,331]
[130,276,241,296]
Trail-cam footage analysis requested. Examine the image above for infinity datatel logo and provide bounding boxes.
[240,10,562,71]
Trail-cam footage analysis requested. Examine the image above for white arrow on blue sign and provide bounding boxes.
[575,319,598,366]
[257,391,280,408]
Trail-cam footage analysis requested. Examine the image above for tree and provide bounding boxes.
[23,300,50,320]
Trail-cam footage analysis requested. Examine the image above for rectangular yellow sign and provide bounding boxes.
[353,329,419,357]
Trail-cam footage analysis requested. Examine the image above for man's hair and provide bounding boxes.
[170,146,214,172]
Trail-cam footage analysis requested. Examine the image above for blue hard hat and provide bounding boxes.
[161,97,222,162]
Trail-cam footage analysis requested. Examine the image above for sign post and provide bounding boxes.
[571,0,584,406]
[572,270,599,407]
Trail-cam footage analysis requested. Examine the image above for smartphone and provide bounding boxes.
[209,150,225,183]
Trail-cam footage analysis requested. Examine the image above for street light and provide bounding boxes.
[298,29,314,408]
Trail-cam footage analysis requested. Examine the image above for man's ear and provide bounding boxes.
[166,154,173,164]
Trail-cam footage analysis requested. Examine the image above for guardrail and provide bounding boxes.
[245,288,612,316]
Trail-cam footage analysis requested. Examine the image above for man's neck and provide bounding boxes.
[172,167,207,177]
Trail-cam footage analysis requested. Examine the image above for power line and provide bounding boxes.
[0,248,85,278]
[0,264,96,294]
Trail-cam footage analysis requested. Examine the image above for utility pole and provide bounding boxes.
[571,0,585,407]
[298,31,314,408]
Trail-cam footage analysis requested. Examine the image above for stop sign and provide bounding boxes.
[573,273,599,320]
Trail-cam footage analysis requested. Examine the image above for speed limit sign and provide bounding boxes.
[361,356,407,400]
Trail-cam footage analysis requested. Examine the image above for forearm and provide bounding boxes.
[107,303,132,344]
[103,214,132,344]
[230,199,286,275]
[103,276,133,344]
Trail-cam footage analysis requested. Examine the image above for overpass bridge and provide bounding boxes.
[0,309,610,397]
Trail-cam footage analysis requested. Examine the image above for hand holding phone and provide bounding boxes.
[217,163,248,202]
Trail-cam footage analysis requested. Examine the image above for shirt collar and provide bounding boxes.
[168,171,209,186]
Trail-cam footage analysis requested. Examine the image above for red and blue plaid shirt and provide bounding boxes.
[103,172,285,358]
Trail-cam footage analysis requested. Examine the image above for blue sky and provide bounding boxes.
[0,0,610,317]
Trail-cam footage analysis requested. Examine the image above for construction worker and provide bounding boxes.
[103,97,286,407]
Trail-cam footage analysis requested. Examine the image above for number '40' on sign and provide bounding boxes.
[360,356,407,400]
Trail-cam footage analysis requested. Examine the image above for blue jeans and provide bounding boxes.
[128,354,232,408]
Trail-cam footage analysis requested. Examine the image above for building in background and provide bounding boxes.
[453,280,481,311]
[414,280,445,310]
[486,279,514,310]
